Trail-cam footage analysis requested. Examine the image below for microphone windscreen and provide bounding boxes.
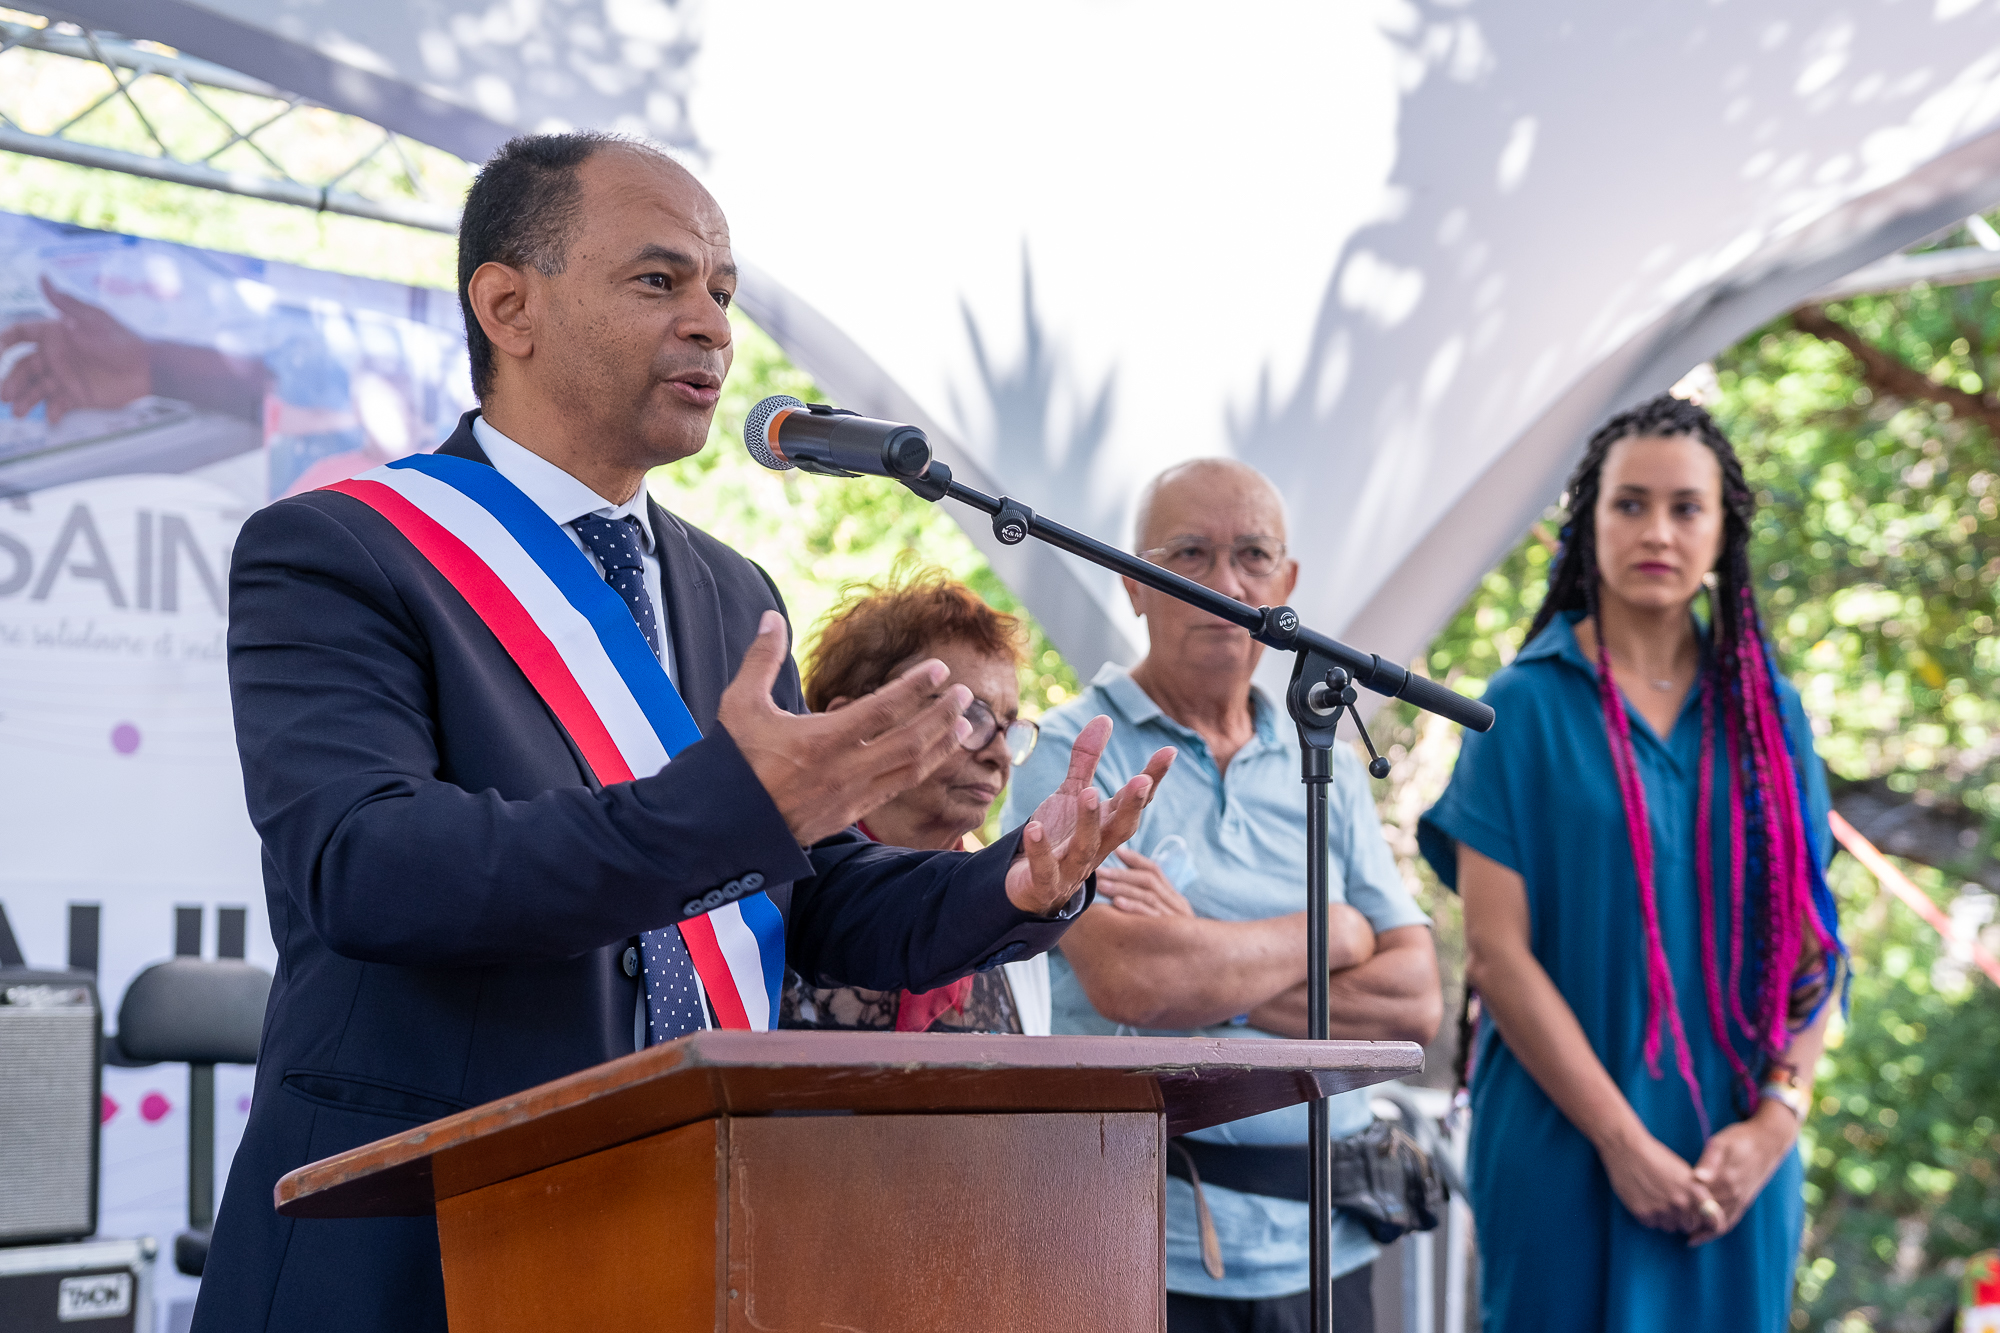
[743,394,804,471]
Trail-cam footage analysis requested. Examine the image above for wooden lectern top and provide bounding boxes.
[276,1031,1421,1220]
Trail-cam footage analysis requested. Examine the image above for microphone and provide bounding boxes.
[742,395,933,480]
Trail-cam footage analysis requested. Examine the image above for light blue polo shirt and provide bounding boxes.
[1000,663,1430,1299]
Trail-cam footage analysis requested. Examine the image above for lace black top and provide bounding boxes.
[779,970,1024,1034]
[777,825,1025,1034]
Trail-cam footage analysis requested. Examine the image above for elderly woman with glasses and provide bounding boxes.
[779,565,1051,1035]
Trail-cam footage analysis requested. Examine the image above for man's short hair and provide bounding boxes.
[804,564,1025,713]
[457,131,629,399]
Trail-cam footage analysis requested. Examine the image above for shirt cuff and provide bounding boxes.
[958,830,1096,972]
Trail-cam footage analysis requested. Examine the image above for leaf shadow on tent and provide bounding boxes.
[337,3,704,155]
[950,249,1123,544]
[1220,1,1985,652]
[1225,7,1507,609]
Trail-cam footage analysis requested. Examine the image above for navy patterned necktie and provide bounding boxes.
[570,513,661,658]
[569,512,706,1042]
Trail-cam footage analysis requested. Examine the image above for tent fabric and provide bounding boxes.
[55,0,2000,688]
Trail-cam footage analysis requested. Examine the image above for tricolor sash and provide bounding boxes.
[326,453,786,1031]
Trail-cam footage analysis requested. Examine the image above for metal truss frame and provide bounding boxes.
[0,12,458,233]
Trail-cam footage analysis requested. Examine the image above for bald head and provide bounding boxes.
[1133,458,1289,554]
[1122,456,1298,696]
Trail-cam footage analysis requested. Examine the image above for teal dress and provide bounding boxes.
[1418,613,1831,1333]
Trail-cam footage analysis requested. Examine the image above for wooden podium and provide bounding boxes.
[276,1032,1421,1332]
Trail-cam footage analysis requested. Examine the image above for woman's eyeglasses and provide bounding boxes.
[962,697,1039,766]
[1139,535,1288,582]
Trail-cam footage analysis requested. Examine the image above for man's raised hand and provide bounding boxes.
[1006,715,1176,915]
[718,611,973,845]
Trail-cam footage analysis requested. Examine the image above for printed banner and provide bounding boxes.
[0,209,474,1327]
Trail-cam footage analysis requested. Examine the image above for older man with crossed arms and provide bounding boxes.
[1004,459,1442,1333]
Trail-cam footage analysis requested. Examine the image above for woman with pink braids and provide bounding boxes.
[1418,393,1845,1332]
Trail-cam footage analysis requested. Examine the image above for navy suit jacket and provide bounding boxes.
[193,416,1077,1332]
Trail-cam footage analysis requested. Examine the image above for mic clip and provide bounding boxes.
[900,460,953,503]
[793,458,858,478]
[788,403,863,477]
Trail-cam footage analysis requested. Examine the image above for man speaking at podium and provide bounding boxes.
[194,133,1173,1333]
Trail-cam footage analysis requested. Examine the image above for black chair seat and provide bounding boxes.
[115,957,270,1066]
[175,1229,210,1278]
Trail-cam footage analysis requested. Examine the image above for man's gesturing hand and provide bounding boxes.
[718,611,975,845]
[1006,715,1176,915]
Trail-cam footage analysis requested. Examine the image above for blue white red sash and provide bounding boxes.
[325,452,785,1031]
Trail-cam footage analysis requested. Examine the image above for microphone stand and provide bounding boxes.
[899,463,1495,1333]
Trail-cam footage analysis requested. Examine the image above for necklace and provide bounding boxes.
[1588,623,1691,694]
[1604,646,1681,692]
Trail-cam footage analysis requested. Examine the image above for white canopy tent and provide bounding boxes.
[50,0,2000,687]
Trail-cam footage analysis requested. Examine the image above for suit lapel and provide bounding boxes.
[649,498,730,735]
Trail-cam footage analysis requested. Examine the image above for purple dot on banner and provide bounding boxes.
[101,1094,119,1124]
[111,723,141,755]
[237,1095,251,1114]
[140,1091,171,1123]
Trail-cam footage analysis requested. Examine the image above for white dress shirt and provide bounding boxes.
[471,415,675,685]
[1001,956,1052,1036]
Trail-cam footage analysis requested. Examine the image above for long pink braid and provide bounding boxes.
[1724,710,1753,1043]
[1736,599,1837,1051]
[1593,629,1712,1137]
[1696,683,1759,1107]
[1734,625,1795,1052]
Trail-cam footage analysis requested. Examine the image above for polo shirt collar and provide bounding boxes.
[1091,662,1165,726]
[1089,661,1284,748]
[471,414,655,554]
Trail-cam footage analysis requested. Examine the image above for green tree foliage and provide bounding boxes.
[1793,859,2000,1331]
[1732,293,1999,854]
[1739,279,2000,1333]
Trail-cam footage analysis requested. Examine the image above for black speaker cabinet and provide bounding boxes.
[0,968,102,1245]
